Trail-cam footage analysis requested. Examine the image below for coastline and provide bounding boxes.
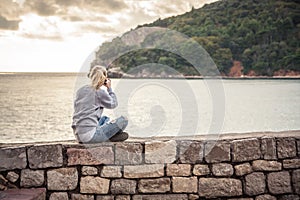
[1,72,300,79]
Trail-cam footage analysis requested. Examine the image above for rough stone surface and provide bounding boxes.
[115,195,130,200]
[49,192,69,200]
[268,171,292,194]
[47,168,78,191]
[111,179,136,194]
[71,194,94,200]
[145,141,177,164]
[245,172,266,196]
[28,145,63,169]
[278,195,300,200]
[82,166,98,175]
[166,164,191,176]
[199,178,242,198]
[297,140,300,156]
[172,177,197,193]
[124,164,164,178]
[235,163,253,176]
[179,141,203,163]
[0,188,46,200]
[255,194,276,200]
[232,138,261,162]
[80,176,110,194]
[261,137,277,160]
[138,178,170,193]
[283,159,300,169]
[277,138,296,159]
[101,166,122,178]
[205,141,231,163]
[6,171,19,183]
[212,163,234,177]
[278,194,300,200]
[67,147,114,166]
[20,169,44,187]
[115,143,143,165]
[96,196,114,200]
[132,194,188,200]
[193,164,210,176]
[252,160,282,171]
[292,169,300,194]
[0,147,27,171]
[188,194,199,200]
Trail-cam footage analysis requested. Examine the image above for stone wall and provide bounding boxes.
[0,135,299,200]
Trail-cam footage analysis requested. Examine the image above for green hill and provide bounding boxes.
[93,0,300,77]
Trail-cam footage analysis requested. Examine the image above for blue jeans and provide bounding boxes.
[89,115,128,143]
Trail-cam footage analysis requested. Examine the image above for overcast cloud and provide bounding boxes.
[0,0,217,41]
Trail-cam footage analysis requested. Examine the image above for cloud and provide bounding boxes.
[0,0,218,40]
[0,15,20,30]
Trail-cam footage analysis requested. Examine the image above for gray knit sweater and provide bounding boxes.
[72,85,118,142]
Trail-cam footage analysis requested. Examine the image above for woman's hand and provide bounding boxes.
[105,79,111,88]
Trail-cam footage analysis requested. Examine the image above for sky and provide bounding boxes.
[0,0,218,72]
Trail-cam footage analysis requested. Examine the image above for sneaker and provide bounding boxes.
[109,131,129,142]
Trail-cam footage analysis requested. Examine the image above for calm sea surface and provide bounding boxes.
[0,73,299,143]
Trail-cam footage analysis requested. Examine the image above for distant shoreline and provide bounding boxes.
[1,72,300,80]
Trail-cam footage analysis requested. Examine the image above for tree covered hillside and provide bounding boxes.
[94,0,300,77]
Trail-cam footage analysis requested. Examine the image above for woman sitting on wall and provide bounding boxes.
[72,65,128,143]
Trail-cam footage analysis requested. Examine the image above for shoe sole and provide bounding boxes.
[109,132,129,142]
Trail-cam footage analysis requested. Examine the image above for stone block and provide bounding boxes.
[115,195,130,200]
[292,169,300,194]
[277,138,296,159]
[278,195,300,200]
[0,147,27,171]
[252,160,282,171]
[115,143,143,165]
[193,164,210,176]
[96,196,114,200]
[261,137,277,160]
[71,194,94,200]
[67,146,114,166]
[132,194,188,200]
[283,159,300,169]
[138,178,170,193]
[232,138,261,162]
[245,172,266,196]
[204,141,231,163]
[20,169,44,187]
[47,168,78,191]
[50,192,69,200]
[145,141,177,164]
[82,166,98,175]
[229,198,253,200]
[188,194,199,200]
[255,194,276,200]
[297,140,300,156]
[234,163,252,176]
[172,177,197,193]
[0,188,46,200]
[28,144,63,169]
[111,179,136,194]
[212,163,233,177]
[179,141,203,163]
[6,172,19,183]
[267,171,292,194]
[199,178,242,198]
[101,166,122,178]
[80,176,109,194]
[124,164,164,178]
[166,164,191,176]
